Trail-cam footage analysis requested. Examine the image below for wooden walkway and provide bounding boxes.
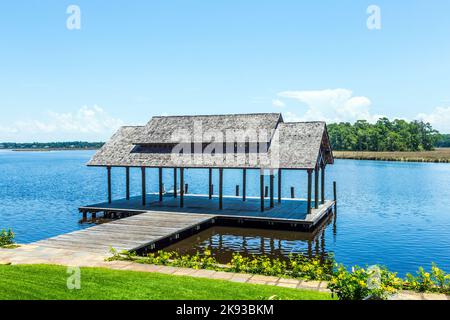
[33,211,215,255]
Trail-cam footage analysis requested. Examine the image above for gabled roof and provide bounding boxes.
[87,113,334,169]
[133,113,283,144]
[276,122,333,169]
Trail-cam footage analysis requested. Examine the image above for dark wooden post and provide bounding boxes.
[180,168,184,208]
[174,168,177,198]
[208,168,213,199]
[219,168,223,210]
[278,168,282,203]
[260,169,264,212]
[125,167,130,200]
[242,168,247,201]
[307,169,312,215]
[141,167,146,206]
[159,167,163,202]
[107,166,112,204]
[314,166,319,209]
[333,181,337,203]
[270,169,274,208]
[235,185,240,197]
[321,165,325,204]
[291,187,295,199]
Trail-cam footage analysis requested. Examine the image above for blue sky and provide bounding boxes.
[0,0,449,141]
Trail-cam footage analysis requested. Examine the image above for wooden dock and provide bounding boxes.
[33,211,215,255]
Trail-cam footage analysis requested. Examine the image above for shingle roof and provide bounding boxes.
[87,113,333,169]
[133,113,282,144]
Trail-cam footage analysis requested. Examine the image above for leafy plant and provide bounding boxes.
[0,229,15,247]
[327,265,402,300]
[405,264,450,294]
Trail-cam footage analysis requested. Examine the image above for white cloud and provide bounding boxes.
[416,106,450,133]
[278,88,384,123]
[0,106,124,142]
[272,99,285,108]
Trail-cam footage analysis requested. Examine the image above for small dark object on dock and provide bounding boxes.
[291,187,295,199]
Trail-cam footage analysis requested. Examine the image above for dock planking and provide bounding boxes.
[33,211,215,255]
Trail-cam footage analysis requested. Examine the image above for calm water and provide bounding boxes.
[1,150,450,276]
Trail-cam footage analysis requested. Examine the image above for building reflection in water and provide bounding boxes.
[164,213,335,264]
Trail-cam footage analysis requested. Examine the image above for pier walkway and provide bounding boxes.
[33,211,215,255]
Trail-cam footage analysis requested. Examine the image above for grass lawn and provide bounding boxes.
[0,264,332,300]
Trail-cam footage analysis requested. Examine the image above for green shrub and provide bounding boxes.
[405,264,450,294]
[0,229,15,247]
[327,265,402,300]
[288,254,334,281]
[228,253,287,276]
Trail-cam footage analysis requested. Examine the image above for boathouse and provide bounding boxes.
[82,113,335,231]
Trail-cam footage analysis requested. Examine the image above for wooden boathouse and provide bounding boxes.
[78,113,335,245]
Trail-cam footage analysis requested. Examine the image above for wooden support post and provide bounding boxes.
[208,168,212,199]
[107,166,112,204]
[291,187,295,199]
[270,169,274,208]
[180,168,184,208]
[159,167,163,202]
[141,167,146,206]
[242,169,247,201]
[265,186,269,198]
[321,165,325,204]
[174,168,177,198]
[307,170,312,215]
[235,185,240,197]
[219,168,223,210]
[125,167,130,200]
[278,169,282,203]
[260,169,264,212]
[314,166,319,209]
[333,181,337,203]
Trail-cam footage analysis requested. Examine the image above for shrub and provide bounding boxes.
[405,264,450,294]
[228,253,287,276]
[328,265,402,300]
[0,229,15,247]
[288,254,334,281]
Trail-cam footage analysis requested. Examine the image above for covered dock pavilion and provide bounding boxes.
[81,113,335,230]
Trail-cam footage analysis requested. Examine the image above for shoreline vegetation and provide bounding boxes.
[0,142,104,152]
[109,249,450,300]
[334,148,450,163]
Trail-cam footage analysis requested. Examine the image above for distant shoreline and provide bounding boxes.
[334,148,450,163]
[4,148,100,152]
[2,148,450,163]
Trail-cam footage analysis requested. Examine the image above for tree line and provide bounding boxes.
[327,118,442,152]
[0,142,104,150]
[436,134,450,148]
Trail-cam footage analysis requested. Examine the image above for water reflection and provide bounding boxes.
[164,214,334,264]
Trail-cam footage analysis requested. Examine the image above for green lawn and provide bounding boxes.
[0,264,332,300]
